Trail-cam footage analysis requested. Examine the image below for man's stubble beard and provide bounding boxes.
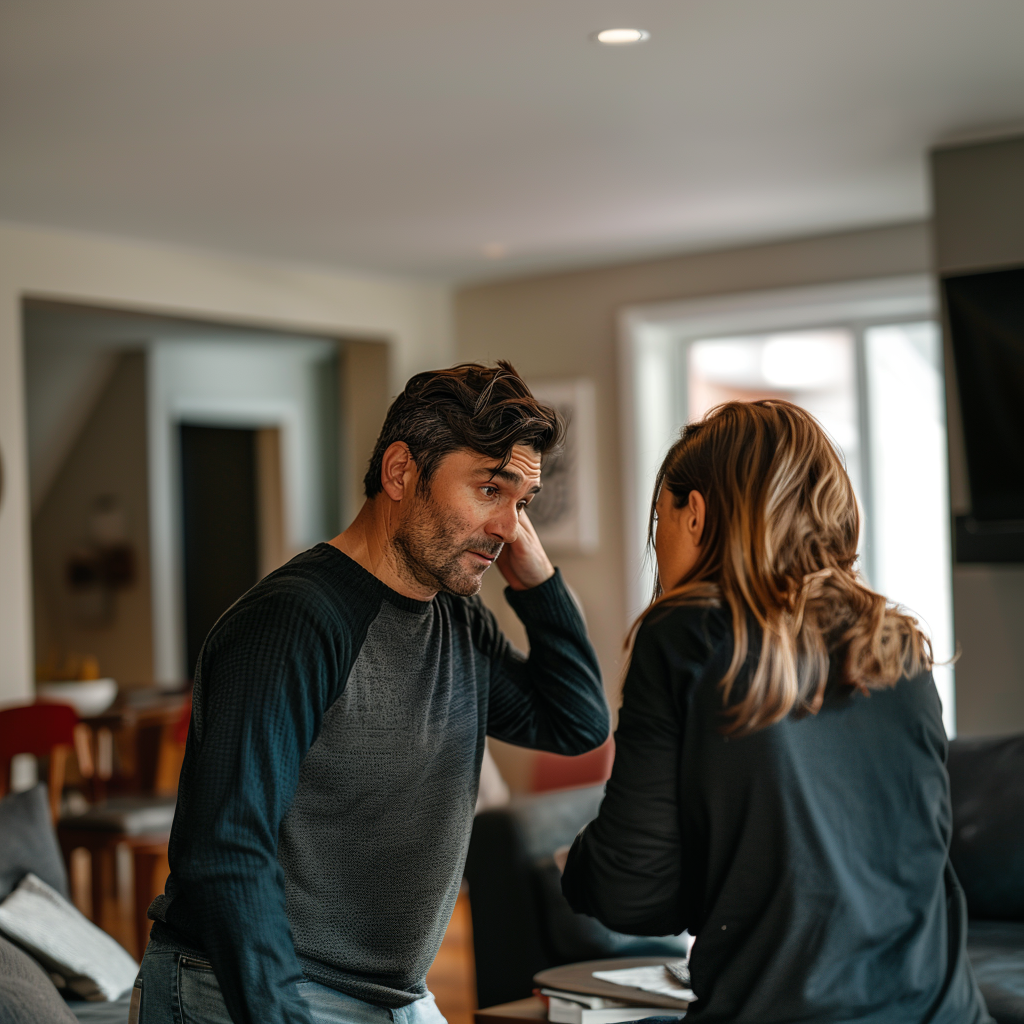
[393,489,502,597]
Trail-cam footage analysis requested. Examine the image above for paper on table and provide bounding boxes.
[591,964,696,1003]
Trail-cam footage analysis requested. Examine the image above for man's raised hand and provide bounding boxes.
[496,511,555,591]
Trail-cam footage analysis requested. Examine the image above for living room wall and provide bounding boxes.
[0,221,452,705]
[456,221,932,785]
[32,352,154,686]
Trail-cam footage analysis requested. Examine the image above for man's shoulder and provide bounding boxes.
[209,544,387,646]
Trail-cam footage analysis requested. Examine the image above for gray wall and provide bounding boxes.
[932,133,1024,736]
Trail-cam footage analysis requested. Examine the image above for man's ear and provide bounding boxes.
[380,442,417,501]
[688,490,706,545]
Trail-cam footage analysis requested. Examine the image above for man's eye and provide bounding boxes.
[482,486,498,497]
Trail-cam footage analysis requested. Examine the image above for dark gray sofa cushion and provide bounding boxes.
[949,736,1024,1024]
[0,784,68,900]
[967,920,1024,1024]
[0,934,78,1024]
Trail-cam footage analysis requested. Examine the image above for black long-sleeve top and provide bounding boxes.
[562,603,991,1024]
[151,544,608,1024]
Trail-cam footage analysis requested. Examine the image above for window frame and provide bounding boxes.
[617,274,937,621]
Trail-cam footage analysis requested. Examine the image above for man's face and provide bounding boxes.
[393,445,542,597]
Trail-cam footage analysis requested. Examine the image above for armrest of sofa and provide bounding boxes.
[466,785,606,1008]
[466,785,688,1009]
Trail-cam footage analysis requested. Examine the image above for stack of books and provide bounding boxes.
[536,962,693,1024]
[538,989,685,1024]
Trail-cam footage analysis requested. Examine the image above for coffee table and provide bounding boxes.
[474,956,689,1024]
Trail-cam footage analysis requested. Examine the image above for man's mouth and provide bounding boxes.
[466,548,500,567]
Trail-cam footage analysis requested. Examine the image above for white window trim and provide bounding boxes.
[617,274,937,621]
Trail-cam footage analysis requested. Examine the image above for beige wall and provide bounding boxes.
[33,352,153,685]
[932,134,1024,737]
[0,221,453,704]
[457,221,930,782]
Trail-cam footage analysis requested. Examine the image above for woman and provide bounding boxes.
[561,400,990,1024]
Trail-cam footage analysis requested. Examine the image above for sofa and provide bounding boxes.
[466,735,1024,1022]
[0,784,134,1023]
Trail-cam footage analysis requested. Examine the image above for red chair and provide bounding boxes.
[0,702,93,822]
[530,736,615,793]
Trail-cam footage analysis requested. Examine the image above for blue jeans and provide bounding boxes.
[131,939,448,1024]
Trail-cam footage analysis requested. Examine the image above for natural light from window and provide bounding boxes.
[681,322,954,733]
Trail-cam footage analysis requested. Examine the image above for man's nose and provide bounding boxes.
[487,504,519,545]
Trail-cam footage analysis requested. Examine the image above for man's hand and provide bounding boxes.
[496,511,555,591]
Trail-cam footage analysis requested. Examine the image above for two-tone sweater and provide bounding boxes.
[150,543,608,1024]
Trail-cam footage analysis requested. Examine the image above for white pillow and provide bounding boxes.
[0,872,139,1001]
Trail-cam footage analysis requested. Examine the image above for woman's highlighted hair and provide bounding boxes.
[637,400,932,734]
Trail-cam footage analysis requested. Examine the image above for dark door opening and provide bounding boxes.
[180,424,259,679]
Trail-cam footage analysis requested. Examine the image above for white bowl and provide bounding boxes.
[37,678,118,717]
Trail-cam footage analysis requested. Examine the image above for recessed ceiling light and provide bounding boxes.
[593,28,650,45]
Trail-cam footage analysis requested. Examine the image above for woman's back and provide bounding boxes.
[562,604,990,1024]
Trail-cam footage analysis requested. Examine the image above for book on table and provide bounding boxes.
[537,961,694,1024]
[540,990,685,1024]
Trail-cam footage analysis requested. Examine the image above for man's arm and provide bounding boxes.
[476,511,608,753]
[475,569,609,755]
[167,589,348,1024]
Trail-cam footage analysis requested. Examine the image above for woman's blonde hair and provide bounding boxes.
[637,399,932,734]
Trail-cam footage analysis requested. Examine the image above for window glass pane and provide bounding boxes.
[687,327,863,505]
[865,322,955,734]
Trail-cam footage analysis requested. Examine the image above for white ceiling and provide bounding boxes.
[2,0,1023,280]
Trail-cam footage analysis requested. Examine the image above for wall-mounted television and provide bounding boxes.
[944,265,1024,561]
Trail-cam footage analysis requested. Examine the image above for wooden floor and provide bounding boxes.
[74,855,478,1024]
[427,887,478,1024]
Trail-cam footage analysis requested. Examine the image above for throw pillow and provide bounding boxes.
[0,873,138,1001]
[0,783,69,899]
[0,933,78,1024]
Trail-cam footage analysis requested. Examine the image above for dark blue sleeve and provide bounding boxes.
[475,569,609,755]
[166,588,356,1024]
[561,607,709,936]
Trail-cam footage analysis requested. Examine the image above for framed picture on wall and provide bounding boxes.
[527,378,599,553]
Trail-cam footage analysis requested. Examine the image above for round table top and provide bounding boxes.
[534,957,689,1010]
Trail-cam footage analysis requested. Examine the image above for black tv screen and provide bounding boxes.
[944,266,1024,523]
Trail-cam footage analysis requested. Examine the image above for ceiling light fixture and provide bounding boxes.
[593,28,649,45]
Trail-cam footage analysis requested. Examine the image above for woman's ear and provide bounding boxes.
[688,490,706,545]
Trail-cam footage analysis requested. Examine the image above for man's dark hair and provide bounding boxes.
[364,361,564,498]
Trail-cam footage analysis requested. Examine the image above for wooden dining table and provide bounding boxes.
[79,686,191,797]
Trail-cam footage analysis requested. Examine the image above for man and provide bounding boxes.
[135,362,609,1024]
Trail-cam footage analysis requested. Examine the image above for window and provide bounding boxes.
[621,277,955,734]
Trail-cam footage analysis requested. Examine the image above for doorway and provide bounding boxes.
[180,425,260,678]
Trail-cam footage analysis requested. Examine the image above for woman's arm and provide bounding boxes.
[561,609,708,936]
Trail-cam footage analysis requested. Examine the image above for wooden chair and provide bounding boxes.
[0,702,93,821]
[57,697,191,956]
